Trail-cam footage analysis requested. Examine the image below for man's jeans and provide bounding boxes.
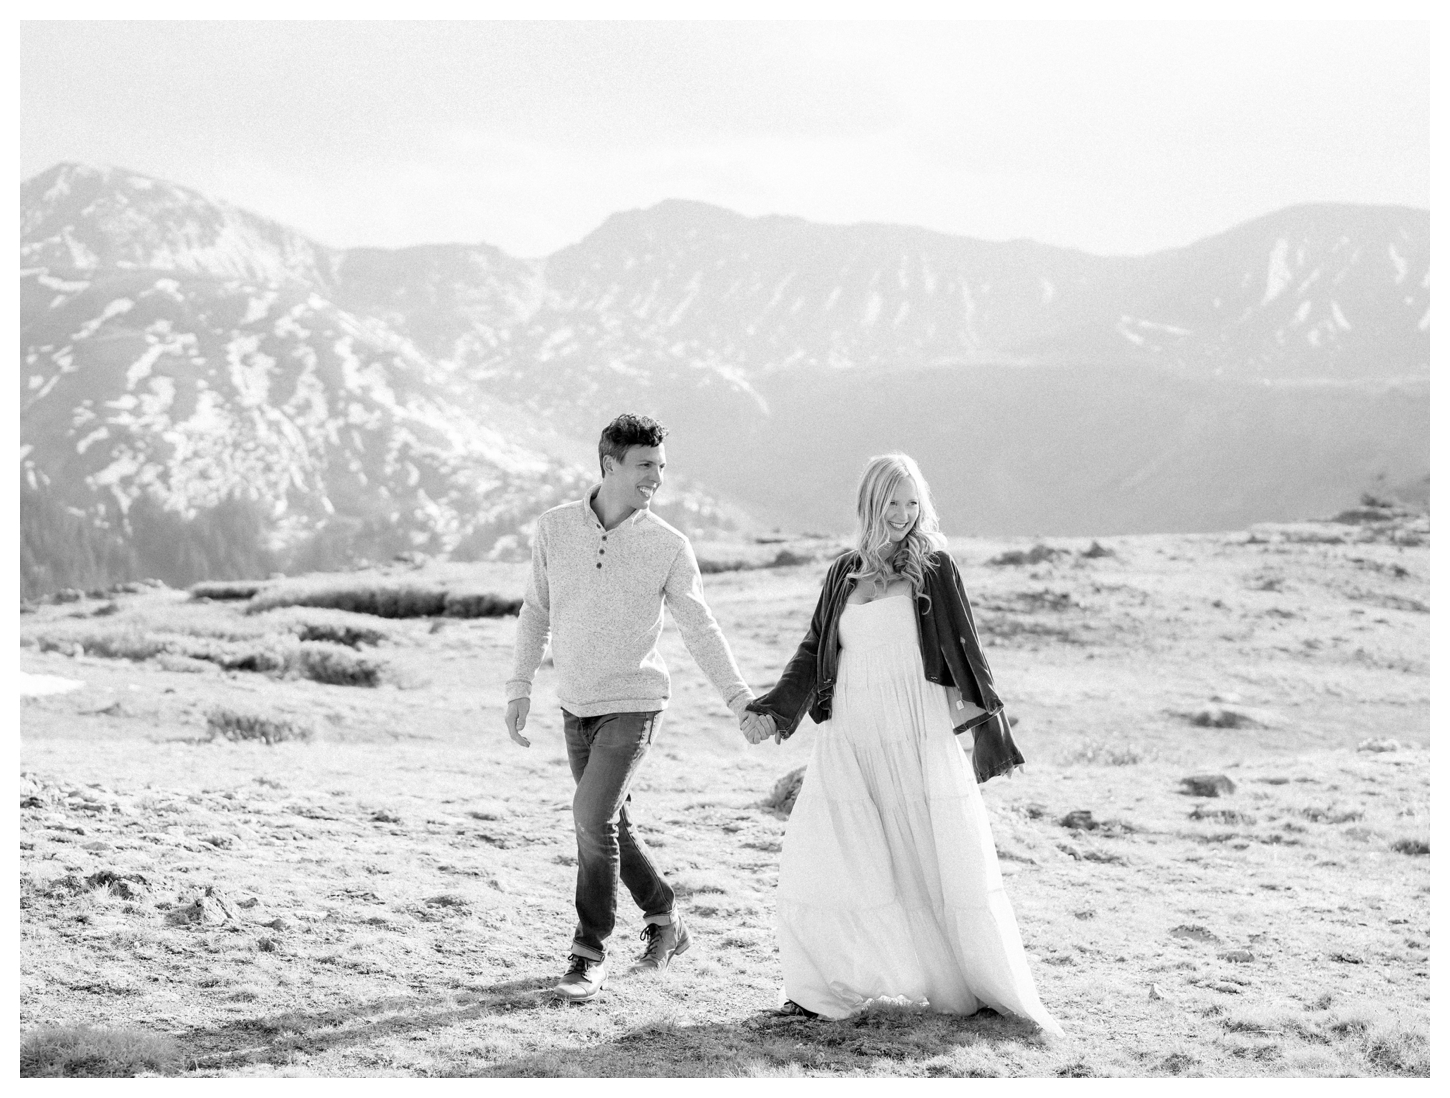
[562,709,675,960]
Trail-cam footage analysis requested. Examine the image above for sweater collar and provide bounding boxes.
[583,486,649,532]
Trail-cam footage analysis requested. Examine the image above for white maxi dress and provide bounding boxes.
[775,594,1063,1034]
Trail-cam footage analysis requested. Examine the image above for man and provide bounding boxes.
[505,413,774,1003]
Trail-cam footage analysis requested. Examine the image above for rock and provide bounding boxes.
[1170,924,1220,943]
[1188,707,1257,728]
[167,885,242,927]
[1180,775,1236,797]
[1059,809,1099,831]
[1079,541,1115,559]
[767,766,807,815]
[198,832,235,849]
[80,840,113,852]
[1148,983,1172,1001]
[1219,950,1255,963]
[1357,738,1402,753]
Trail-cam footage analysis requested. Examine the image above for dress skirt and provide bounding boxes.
[775,595,1063,1034]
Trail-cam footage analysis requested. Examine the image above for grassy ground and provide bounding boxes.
[18,520,1430,1076]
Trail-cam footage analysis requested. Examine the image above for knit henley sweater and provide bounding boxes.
[505,490,753,719]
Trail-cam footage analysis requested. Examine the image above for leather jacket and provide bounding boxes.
[745,549,1025,784]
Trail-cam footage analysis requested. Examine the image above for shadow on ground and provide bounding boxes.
[180,976,1050,1077]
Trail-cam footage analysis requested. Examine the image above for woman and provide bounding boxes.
[746,454,1062,1034]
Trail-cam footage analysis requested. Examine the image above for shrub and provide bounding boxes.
[206,706,314,744]
[765,766,807,814]
[444,591,524,618]
[697,558,749,575]
[987,543,1067,567]
[293,621,388,648]
[249,580,520,619]
[1390,837,1429,856]
[189,580,267,600]
[20,1025,182,1077]
[31,627,172,662]
[288,642,381,687]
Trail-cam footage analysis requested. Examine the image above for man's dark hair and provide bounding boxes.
[598,413,668,476]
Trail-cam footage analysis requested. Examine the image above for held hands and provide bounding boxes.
[504,698,531,747]
[739,709,777,745]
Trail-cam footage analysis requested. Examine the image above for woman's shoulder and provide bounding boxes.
[925,548,956,570]
[828,549,861,571]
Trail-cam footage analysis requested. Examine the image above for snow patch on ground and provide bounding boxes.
[1262,239,1291,305]
[19,673,85,697]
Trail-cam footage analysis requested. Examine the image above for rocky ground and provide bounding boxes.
[18,514,1431,1076]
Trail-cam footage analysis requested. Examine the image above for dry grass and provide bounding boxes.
[20,1025,183,1077]
[18,523,1430,1077]
[21,605,389,688]
[206,706,316,745]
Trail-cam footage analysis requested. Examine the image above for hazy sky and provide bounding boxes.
[19,19,1431,258]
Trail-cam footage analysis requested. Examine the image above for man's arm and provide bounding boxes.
[662,540,753,720]
[503,523,552,746]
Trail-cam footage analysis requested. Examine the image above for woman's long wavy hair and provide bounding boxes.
[847,453,947,599]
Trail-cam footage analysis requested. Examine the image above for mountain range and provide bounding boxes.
[19,162,1429,596]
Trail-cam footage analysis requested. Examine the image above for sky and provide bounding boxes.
[18,19,1432,259]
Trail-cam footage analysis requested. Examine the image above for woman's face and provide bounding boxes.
[882,476,920,543]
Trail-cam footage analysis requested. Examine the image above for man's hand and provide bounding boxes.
[740,710,776,745]
[505,698,531,747]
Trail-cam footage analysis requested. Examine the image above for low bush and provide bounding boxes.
[249,580,519,619]
[26,621,383,687]
[287,642,381,687]
[293,621,388,648]
[31,627,171,662]
[20,1024,182,1077]
[1390,837,1429,855]
[698,548,819,575]
[189,580,267,601]
[987,543,1068,567]
[206,706,315,745]
[444,591,524,618]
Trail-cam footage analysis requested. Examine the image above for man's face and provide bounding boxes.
[606,444,666,509]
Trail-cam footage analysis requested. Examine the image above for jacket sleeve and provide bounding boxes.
[936,552,1025,783]
[744,561,838,740]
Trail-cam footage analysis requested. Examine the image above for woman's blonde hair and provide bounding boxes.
[848,453,947,598]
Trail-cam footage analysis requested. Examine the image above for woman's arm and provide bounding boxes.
[744,560,842,740]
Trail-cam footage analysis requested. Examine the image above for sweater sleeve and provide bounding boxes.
[663,540,753,717]
[504,520,552,703]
